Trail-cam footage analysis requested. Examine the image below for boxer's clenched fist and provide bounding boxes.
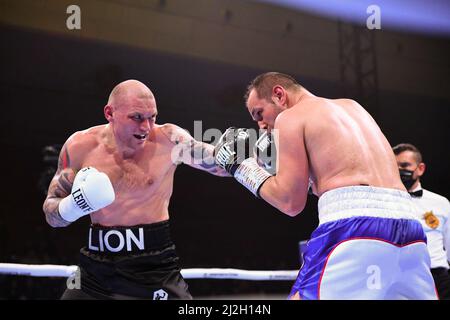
[58,167,115,222]
[215,127,272,197]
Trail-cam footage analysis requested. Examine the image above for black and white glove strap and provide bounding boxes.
[233,158,272,197]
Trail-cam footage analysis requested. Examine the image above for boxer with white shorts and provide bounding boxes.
[214,72,437,300]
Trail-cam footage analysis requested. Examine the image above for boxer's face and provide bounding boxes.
[106,96,157,149]
[246,89,284,131]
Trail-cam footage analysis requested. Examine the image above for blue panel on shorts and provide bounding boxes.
[289,216,426,300]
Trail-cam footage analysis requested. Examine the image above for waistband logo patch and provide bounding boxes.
[88,227,145,252]
[423,211,439,229]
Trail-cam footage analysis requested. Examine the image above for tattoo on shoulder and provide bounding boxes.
[57,145,70,170]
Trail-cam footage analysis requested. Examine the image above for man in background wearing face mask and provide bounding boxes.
[393,143,450,299]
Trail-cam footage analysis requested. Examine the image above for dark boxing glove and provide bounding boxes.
[215,127,271,196]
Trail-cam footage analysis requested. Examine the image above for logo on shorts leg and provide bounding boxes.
[153,289,168,300]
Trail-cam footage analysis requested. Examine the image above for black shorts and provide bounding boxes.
[61,220,192,300]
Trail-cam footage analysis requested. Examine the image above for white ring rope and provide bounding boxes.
[0,263,78,278]
[0,263,298,280]
[181,268,298,280]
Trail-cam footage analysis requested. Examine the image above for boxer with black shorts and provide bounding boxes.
[43,80,229,300]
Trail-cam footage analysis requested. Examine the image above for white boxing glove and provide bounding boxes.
[58,167,115,222]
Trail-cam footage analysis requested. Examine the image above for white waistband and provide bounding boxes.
[318,186,419,225]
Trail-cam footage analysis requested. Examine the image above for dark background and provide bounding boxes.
[0,0,449,299]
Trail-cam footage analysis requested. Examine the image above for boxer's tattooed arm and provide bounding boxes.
[176,138,230,177]
[192,140,230,176]
[42,146,73,227]
[58,144,70,171]
[163,124,230,176]
[190,140,213,168]
[43,179,72,227]
[44,208,71,228]
[53,171,73,198]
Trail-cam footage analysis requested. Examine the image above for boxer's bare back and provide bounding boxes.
[247,87,406,214]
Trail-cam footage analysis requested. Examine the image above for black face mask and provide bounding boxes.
[399,169,417,190]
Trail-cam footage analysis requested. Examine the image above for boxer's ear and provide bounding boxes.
[104,105,114,122]
[272,86,286,105]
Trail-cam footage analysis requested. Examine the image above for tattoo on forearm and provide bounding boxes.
[171,128,229,176]
[43,145,73,227]
[190,141,216,169]
[48,211,71,227]
[43,199,71,227]
[54,171,73,198]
